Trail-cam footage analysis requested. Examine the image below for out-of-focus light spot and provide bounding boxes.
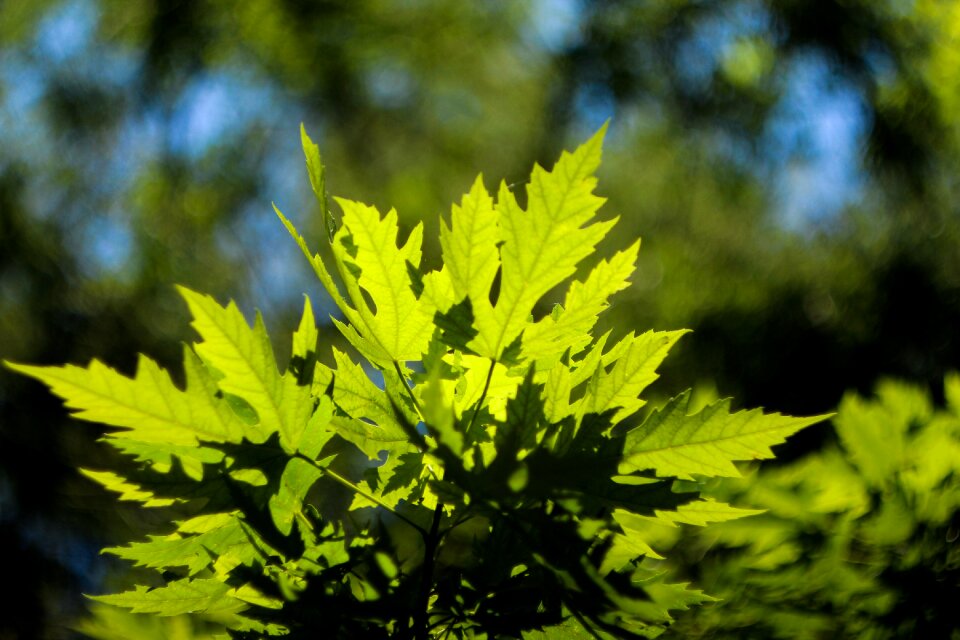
[0,57,46,118]
[526,0,584,52]
[79,216,134,276]
[676,18,726,92]
[765,55,867,230]
[634,254,664,292]
[170,73,274,158]
[365,65,415,108]
[572,83,615,138]
[35,0,98,64]
[675,3,771,94]
[721,37,774,88]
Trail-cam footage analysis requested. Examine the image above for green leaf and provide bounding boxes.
[300,124,336,241]
[289,294,320,386]
[581,329,686,425]
[75,601,234,640]
[494,369,545,460]
[521,616,615,639]
[178,287,314,454]
[82,458,239,513]
[107,439,223,481]
[452,353,518,422]
[80,469,178,508]
[418,336,464,454]
[602,529,664,574]
[568,330,610,388]
[283,196,436,367]
[469,125,615,360]
[437,174,501,309]
[639,578,716,614]
[329,199,435,364]
[104,512,262,576]
[269,457,326,536]
[621,392,828,479]
[297,393,336,460]
[90,578,272,617]
[6,351,245,447]
[616,498,762,533]
[833,382,925,487]
[329,348,411,459]
[945,371,960,418]
[523,240,640,366]
[542,360,574,424]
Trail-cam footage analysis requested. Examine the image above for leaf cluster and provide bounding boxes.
[7,127,823,639]
[667,375,960,639]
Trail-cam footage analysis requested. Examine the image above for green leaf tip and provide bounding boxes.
[300,123,336,240]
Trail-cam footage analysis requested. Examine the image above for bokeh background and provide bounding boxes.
[2,1,959,637]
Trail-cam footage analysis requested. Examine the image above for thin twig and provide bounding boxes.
[465,359,496,436]
[393,360,424,419]
[566,603,604,640]
[296,453,428,537]
[440,507,475,538]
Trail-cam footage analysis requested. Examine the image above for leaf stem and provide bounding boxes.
[439,508,474,538]
[566,604,604,640]
[465,359,496,437]
[295,453,428,537]
[393,360,424,419]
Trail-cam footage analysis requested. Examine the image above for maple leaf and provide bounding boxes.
[178,287,319,455]
[7,351,246,447]
[621,392,828,479]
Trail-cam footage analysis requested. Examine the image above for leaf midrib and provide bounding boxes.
[630,413,813,455]
[490,149,594,357]
[192,301,285,435]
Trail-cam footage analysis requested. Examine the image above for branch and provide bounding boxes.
[414,503,444,640]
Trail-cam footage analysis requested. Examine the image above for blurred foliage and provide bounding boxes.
[662,375,960,639]
[2,0,960,637]
[76,603,226,640]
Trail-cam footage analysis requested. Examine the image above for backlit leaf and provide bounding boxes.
[622,393,828,479]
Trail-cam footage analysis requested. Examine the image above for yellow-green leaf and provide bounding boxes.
[470,125,614,360]
[6,349,245,449]
[178,287,314,454]
[622,392,828,479]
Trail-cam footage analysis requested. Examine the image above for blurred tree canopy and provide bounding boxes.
[2,0,960,637]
